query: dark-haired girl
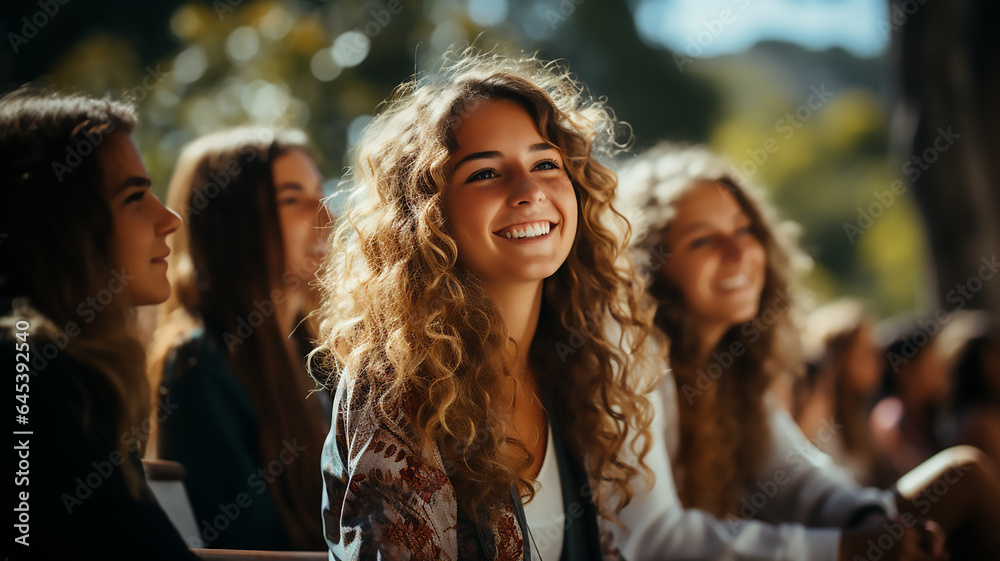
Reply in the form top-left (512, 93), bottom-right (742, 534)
top-left (1, 88), bottom-right (194, 560)
top-left (149, 127), bottom-right (331, 550)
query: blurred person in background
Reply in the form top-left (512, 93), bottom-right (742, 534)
top-left (949, 316), bottom-right (1000, 466)
top-left (796, 299), bottom-right (897, 487)
top-left (148, 127), bottom-right (331, 551)
top-left (870, 322), bottom-right (952, 476)
top-left (0, 88), bottom-right (195, 559)
top-left (616, 143), bottom-right (1000, 561)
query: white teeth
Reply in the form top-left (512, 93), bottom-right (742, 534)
top-left (718, 275), bottom-right (748, 290)
top-left (498, 221), bottom-right (552, 239)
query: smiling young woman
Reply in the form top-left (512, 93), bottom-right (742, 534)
top-left (614, 143), bottom-right (1000, 561)
top-left (0, 88), bottom-right (193, 559)
top-left (311, 51), bottom-right (664, 560)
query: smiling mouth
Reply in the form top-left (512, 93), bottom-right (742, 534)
top-left (494, 220), bottom-right (554, 240)
top-left (717, 274), bottom-right (749, 290)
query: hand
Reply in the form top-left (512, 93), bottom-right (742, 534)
top-left (838, 516), bottom-right (948, 561)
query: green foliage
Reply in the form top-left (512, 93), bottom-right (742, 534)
top-left (7, 0), bottom-right (925, 316)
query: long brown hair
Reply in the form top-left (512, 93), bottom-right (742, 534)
top-left (619, 143), bottom-right (807, 516)
top-left (311, 50), bottom-right (663, 523)
top-left (149, 127), bottom-right (329, 549)
top-left (0, 88), bottom-right (149, 495)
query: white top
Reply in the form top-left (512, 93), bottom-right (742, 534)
top-left (522, 424), bottom-right (565, 561)
top-left (609, 370), bottom-right (898, 561)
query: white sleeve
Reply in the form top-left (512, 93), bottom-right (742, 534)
top-left (748, 395), bottom-right (898, 528)
top-left (609, 382), bottom-right (842, 561)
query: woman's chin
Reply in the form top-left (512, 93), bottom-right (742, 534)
top-left (728, 306), bottom-right (760, 328)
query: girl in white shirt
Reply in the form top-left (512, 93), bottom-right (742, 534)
top-left (613, 143), bottom-right (1000, 561)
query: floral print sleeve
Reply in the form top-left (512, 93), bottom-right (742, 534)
top-left (322, 381), bottom-right (459, 560)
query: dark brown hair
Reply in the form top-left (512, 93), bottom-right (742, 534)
top-left (0, 87), bottom-right (149, 495)
top-left (150, 127), bottom-right (328, 549)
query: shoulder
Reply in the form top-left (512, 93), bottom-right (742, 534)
top-left (328, 375), bottom-right (434, 475)
top-left (157, 327), bottom-right (257, 428)
top-left (323, 376), bottom-right (464, 559)
top-left (160, 328), bottom-right (237, 388)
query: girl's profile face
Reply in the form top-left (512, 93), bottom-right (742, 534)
top-left (662, 180), bottom-right (766, 331)
top-left (845, 322), bottom-right (883, 395)
top-left (443, 99), bottom-right (578, 288)
top-left (272, 148), bottom-right (328, 285)
top-left (99, 131), bottom-right (181, 307)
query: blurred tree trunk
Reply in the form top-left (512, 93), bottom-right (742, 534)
top-left (890, 0), bottom-right (1000, 324)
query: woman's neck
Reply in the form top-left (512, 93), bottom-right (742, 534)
top-left (484, 280), bottom-right (544, 379)
top-left (694, 321), bottom-right (731, 367)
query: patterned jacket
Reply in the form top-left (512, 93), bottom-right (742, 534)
top-left (321, 377), bottom-right (620, 560)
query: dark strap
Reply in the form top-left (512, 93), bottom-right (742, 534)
top-left (460, 505), bottom-right (497, 560)
top-left (510, 485), bottom-right (533, 561)
top-left (845, 504), bottom-right (890, 529)
top-left (466, 414), bottom-right (602, 560)
top-left (548, 412), bottom-right (604, 561)
top-left (465, 488), bottom-right (533, 561)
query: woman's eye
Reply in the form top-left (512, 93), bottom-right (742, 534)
top-left (277, 197), bottom-right (300, 206)
top-left (689, 236), bottom-right (712, 249)
top-left (467, 168), bottom-right (498, 182)
top-left (533, 159), bottom-right (560, 171)
top-left (125, 190), bottom-right (146, 203)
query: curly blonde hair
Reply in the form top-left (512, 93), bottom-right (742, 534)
top-left (618, 143), bottom-right (808, 516)
top-left (311, 50), bottom-right (663, 522)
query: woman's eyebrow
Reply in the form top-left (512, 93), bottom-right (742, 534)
top-left (676, 222), bottom-right (711, 237)
top-left (530, 142), bottom-right (556, 153)
top-left (451, 142), bottom-right (558, 176)
top-left (116, 176), bottom-right (151, 193)
top-left (276, 182), bottom-right (305, 192)
top-left (452, 150), bottom-right (502, 172)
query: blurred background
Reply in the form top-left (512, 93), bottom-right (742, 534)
top-left (2, 0), bottom-right (998, 322)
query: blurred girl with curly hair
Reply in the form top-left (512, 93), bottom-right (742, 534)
top-left (616, 143), bottom-right (1000, 561)
top-left (312, 50), bottom-right (663, 560)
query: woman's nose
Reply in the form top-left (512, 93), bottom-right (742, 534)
top-left (722, 235), bottom-right (748, 261)
top-left (157, 198), bottom-right (183, 236)
top-left (509, 172), bottom-right (545, 206)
